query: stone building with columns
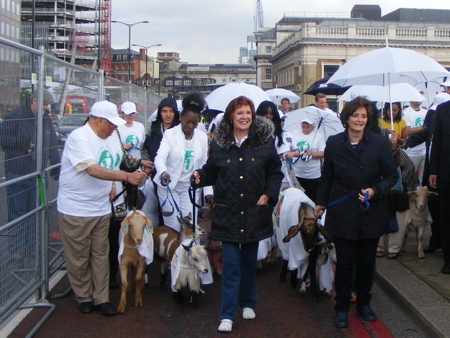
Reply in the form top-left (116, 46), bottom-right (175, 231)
top-left (255, 5), bottom-right (450, 111)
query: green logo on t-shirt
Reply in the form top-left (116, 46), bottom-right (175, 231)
top-left (296, 141), bottom-right (311, 153)
top-left (414, 117), bottom-right (424, 127)
top-left (98, 150), bottom-right (114, 169)
top-left (125, 135), bottom-right (140, 146)
top-left (184, 150), bottom-right (194, 170)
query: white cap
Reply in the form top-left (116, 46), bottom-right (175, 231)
top-left (90, 101), bottom-right (126, 126)
top-left (301, 117), bottom-right (314, 125)
top-left (121, 101), bottom-right (137, 115)
top-left (440, 80), bottom-right (450, 87)
top-left (430, 92), bottom-right (450, 110)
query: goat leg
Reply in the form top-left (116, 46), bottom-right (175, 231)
top-left (416, 226), bottom-right (425, 259)
top-left (134, 261), bottom-right (145, 308)
top-left (279, 260), bottom-right (288, 282)
top-left (290, 268), bottom-right (298, 288)
top-left (190, 290), bottom-right (200, 310)
top-left (117, 263), bottom-right (129, 314)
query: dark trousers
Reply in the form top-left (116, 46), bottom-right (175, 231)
top-left (428, 194), bottom-right (441, 249)
top-left (333, 236), bottom-right (379, 312)
top-left (297, 177), bottom-right (320, 203)
top-left (438, 194), bottom-right (450, 265)
top-left (108, 217), bottom-right (123, 282)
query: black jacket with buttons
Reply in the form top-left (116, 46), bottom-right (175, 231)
top-left (195, 116), bottom-right (283, 244)
top-left (316, 130), bottom-right (398, 240)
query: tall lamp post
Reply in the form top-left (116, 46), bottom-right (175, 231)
top-left (132, 43), bottom-right (162, 89)
top-left (111, 20), bottom-right (149, 83)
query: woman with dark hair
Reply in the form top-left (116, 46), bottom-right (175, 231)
top-left (141, 97), bottom-right (180, 163)
top-left (191, 96), bottom-right (283, 333)
top-left (315, 97), bottom-right (398, 329)
top-left (154, 92), bottom-right (212, 231)
top-left (380, 102), bottom-right (407, 147)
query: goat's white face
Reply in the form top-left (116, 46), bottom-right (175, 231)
top-left (409, 187), bottom-right (436, 211)
top-left (121, 211), bottom-right (152, 245)
top-left (188, 245), bottom-right (209, 274)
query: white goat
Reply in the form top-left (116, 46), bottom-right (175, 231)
top-left (405, 186), bottom-right (438, 259)
top-left (170, 239), bottom-right (212, 309)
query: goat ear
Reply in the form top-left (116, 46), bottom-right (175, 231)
top-left (182, 243), bottom-right (191, 252)
top-left (145, 217), bottom-right (153, 233)
top-left (283, 225), bottom-right (300, 243)
top-left (318, 225), bottom-right (333, 243)
top-left (121, 222), bottom-right (129, 235)
top-left (428, 191), bottom-right (438, 196)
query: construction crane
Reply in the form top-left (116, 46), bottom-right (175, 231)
top-left (99, 0), bottom-right (112, 75)
top-left (254, 0), bottom-right (264, 32)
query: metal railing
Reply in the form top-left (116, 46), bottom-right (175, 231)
top-left (0, 36), bottom-right (161, 337)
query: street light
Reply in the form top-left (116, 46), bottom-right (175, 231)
top-left (111, 20), bottom-right (149, 83)
top-left (132, 43), bottom-right (162, 89)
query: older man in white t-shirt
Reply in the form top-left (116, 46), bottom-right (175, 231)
top-left (57, 101), bottom-right (151, 316)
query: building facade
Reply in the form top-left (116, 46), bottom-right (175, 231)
top-left (255, 6), bottom-right (450, 109)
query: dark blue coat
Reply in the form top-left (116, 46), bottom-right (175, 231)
top-left (316, 130), bottom-right (398, 240)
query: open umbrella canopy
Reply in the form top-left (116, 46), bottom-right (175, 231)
top-left (338, 83), bottom-right (426, 103)
top-left (327, 47), bottom-right (450, 87)
top-left (284, 106), bottom-right (344, 140)
top-left (304, 77), bottom-right (350, 96)
top-left (205, 82), bottom-right (271, 112)
top-left (265, 88), bottom-right (300, 105)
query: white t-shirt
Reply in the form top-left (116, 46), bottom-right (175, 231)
top-left (57, 124), bottom-right (123, 217)
top-left (402, 106), bottom-right (426, 158)
top-left (291, 128), bottom-right (326, 179)
top-left (118, 121), bottom-right (146, 159)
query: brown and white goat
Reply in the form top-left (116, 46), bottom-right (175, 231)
top-left (117, 210), bottom-right (153, 314)
top-left (404, 186), bottom-right (438, 259)
top-left (283, 203), bottom-right (333, 301)
top-left (152, 213), bottom-right (205, 286)
top-left (170, 240), bottom-right (209, 309)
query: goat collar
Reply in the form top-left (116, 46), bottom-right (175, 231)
top-left (126, 209), bottom-right (146, 217)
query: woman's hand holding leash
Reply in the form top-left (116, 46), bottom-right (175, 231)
top-left (161, 172), bottom-right (171, 186)
top-left (315, 205), bottom-right (325, 218)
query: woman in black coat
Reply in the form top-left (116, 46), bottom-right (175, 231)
top-left (191, 96), bottom-right (283, 333)
top-left (315, 97), bottom-right (398, 328)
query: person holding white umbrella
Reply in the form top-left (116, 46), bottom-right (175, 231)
top-left (379, 102), bottom-right (407, 147)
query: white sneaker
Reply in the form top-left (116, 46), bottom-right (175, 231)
top-left (242, 307), bottom-right (256, 320)
top-left (218, 319), bottom-right (233, 332)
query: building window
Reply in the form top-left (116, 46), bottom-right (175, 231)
top-left (265, 46), bottom-right (272, 53)
top-left (117, 55), bottom-right (122, 61)
top-left (183, 80), bottom-right (191, 85)
top-left (265, 68), bottom-right (272, 80)
top-left (167, 80), bottom-right (173, 86)
top-left (175, 80), bottom-right (182, 86)
top-left (323, 64), bottom-right (340, 78)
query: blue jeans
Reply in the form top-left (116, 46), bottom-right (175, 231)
top-left (6, 172), bottom-right (36, 253)
top-left (220, 241), bottom-right (258, 321)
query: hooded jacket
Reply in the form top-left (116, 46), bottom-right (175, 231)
top-left (141, 97), bottom-right (180, 162)
top-left (196, 116), bottom-right (283, 244)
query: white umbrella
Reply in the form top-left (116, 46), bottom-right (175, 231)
top-left (338, 83), bottom-right (426, 103)
top-left (265, 88), bottom-right (300, 105)
top-left (284, 106), bottom-right (344, 141)
top-left (327, 47), bottom-right (449, 87)
top-left (205, 82), bottom-right (271, 112)
top-left (327, 46), bottom-right (449, 129)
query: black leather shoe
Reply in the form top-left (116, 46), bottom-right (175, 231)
top-left (423, 245), bottom-right (440, 254)
top-left (78, 302), bottom-right (93, 314)
top-left (441, 264), bottom-right (450, 274)
top-left (356, 305), bottom-right (377, 322)
top-left (94, 302), bottom-right (116, 316)
top-left (334, 311), bottom-right (348, 328)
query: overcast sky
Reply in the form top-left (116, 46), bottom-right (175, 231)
top-left (111, 0), bottom-right (450, 64)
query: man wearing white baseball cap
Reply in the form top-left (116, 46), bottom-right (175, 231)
top-left (440, 80), bottom-right (450, 95)
top-left (57, 100), bottom-right (153, 316)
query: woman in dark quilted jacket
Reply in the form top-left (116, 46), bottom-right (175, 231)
top-left (191, 96), bottom-right (283, 333)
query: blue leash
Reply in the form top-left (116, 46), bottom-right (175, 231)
top-left (160, 179), bottom-right (181, 216)
top-left (327, 191), bottom-right (370, 210)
